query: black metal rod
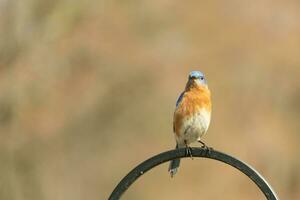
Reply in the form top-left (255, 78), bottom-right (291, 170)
top-left (108, 148), bottom-right (279, 200)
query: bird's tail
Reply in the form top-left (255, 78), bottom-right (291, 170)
top-left (168, 144), bottom-right (181, 177)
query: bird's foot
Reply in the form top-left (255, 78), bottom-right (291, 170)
top-left (184, 140), bottom-right (193, 159)
top-left (198, 140), bottom-right (213, 154)
top-left (185, 146), bottom-right (193, 159)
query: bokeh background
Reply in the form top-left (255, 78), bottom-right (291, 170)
top-left (1, 0), bottom-right (300, 199)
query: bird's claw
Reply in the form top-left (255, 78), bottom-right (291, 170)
top-left (198, 140), bottom-right (213, 154)
top-left (202, 145), bottom-right (213, 154)
top-left (185, 146), bottom-right (193, 160)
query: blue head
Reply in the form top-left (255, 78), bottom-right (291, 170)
top-left (188, 71), bottom-right (207, 85)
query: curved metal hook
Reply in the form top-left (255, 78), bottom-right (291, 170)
top-left (108, 148), bottom-right (279, 200)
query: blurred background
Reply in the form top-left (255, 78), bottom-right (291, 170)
top-left (0, 0), bottom-right (300, 199)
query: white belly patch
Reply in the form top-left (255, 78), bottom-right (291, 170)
top-left (176, 109), bottom-right (211, 146)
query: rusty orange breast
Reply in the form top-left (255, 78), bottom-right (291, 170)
top-left (173, 85), bottom-right (211, 136)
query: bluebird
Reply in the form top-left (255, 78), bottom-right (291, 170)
top-left (168, 71), bottom-right (212, 177)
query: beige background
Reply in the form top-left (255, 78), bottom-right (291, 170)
top-left (0, 0), bottom-right (300, 199)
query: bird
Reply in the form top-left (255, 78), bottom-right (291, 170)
top-left (168, 70), bottom-right (212, 177)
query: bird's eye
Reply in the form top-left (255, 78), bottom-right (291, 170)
top-left (200, 77), bottom-right (204, 80)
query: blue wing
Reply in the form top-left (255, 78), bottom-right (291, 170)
top-left (175, 92), bottom-right (184, 107)
top-left (173, 92), bottom-right (184, 132)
